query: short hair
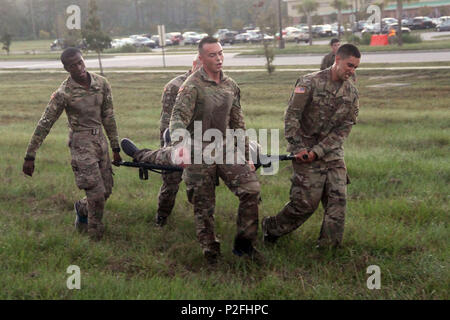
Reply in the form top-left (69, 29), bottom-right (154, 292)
top-left (60, 47), bottom-right (81, 66)
top-left (330, 38), bottom-right (340, 46)
top-left (336, 43), bottom-right (361, 59)
top-left (198, 36), bottom-right (219, 52)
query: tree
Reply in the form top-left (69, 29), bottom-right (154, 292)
top-left (297, 0), bottom-right (319, 46)
top-left (82, 0), bottom-right (111, 76)
top-left (1, 32), bottom-right (12, 55)
top-left (198, 0), bottom-right (219, 35)
top-left (331, 0), bottom-right (347, 39)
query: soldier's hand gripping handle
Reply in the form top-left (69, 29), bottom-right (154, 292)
top-left (294, 150), bottom-right (316, 163)
top-left (23, 159), bottom-right (35, 177)
top-left (112, 151), bottom-right (122, 167)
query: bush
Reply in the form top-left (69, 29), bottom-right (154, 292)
top-left (105, 44), bottom-right (137, 53)
top-left (346, 33), bottom-right (361, 45)
top-left (360, 32), bottom-right (372, 45)
top-left (401, 33), bottom-right (422, 43)
top-left (137, 46), bottom-right (152, 53)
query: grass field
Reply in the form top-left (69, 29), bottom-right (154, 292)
top-left (0, 68), bottom-right (448, 300)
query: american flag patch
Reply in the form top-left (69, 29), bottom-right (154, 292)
top-left (295, 86), bottom-right (306, 94)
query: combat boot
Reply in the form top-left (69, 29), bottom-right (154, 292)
top-left (121, 138), bottom-right (140, 159)
top-left (74, 200), bottom-right (88, 233)
top-left (155, 214), bottom-right (167, 227)
top-left (262, 217), bottom-right (279, 244)
top-left (203, 241), bottom-right (221, 265)
top-left (232, 237), bottom-right (265, 264)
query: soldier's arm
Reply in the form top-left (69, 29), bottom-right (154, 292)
top-left (284, 78), bottom-right (312, 154)
top-left (24, 91), bottom-right (66, 159)
top-left (169, 84), bottom-right (197, 143)
top-left (101, 80), bottom-right (120, 151)
top-left (320, 55), bottom-right (328, 70)
top-left (311, 95), bottom-right (360, 159)
top-left (229, 85), bottom-right (250, 162)
top-left (160, 83), bottom-right (179, 134)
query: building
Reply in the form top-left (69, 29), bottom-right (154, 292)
top-left (284, 0), bottom-right (450, 23)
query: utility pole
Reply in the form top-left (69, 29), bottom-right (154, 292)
top-left (278, 0), bottom-right (285, 49)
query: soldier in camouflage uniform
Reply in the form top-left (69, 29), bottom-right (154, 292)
top-left (155, 56), bottom-right (202, 227)
top-left (168, 37), bottom-right (262, 264)
top-left (22, 48), bottom-right (122, 241)
top-left (320, 38), bottom-right (340, 71)
top-left (262, 44), bottom-right (361, 248)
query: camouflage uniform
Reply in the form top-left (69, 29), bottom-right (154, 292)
top-left (263, 68), bottom-right (359, 247)
top-left (157, 71), bottom-right (191, 220)
top-left (320, 52), bottom-right (335, 70)
top-left (168, 67), bottom-right (260, 258)
top-left (25, 72), bottom-right (120, 240)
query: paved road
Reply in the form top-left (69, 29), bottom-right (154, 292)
top-left (420, 30), bottom-right (450, 40)
top-left (2, 50), bottom-right (450, 69)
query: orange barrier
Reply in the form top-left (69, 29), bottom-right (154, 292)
top-left (370, 34), bottom-right (389, 46)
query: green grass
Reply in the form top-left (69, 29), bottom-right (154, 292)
top-left (0, 69), bottom-right (448, 299)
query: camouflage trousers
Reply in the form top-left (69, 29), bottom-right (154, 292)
top-left (69, 130), bottom-right (113, 240)
top-left (158, 171), bottom-right (183, 218)
top-left (157, 133), bottom-right (183, 218)
top-left (264, 159), bottom-right (348, 247)
top-left (184, 163), bottom-right (260, 256)
top-left (134, 147), bottom-right (261, 255)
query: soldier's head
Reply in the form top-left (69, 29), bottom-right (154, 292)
top-left (198, 36), bottom-right (223, 74)
top-left (61, 47), bottom-right (88, 83)
top-left (333, 44), bottom-right (361, 81)
top-left (330, 38), bottom-right (340, 54)
top-left (192, 54), bottom-right (202, 73)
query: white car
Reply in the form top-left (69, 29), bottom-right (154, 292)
top-left (284, 30), bottom-right (308, 43)
top-left (182, 32), bottom-right (202, 45)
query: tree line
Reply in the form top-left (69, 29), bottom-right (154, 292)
top-left (0, 0), bottom-right (293, 40)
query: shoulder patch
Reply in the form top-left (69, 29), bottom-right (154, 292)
top-left (295, 86), bottom-right (306, 94)
top-left (178, 86), bottom-right (184, 93)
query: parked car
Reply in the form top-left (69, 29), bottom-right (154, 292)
top-left (234, 33), bottom-right (251, 43)
top-left (401, 18), bottom-right (414, 28)
top-left (247, 30), bottom-right (263, 43)
top-left (382, 17), bottom-right (398, 25)
top-left (411, 16), bottom-right (435, 29)
top-left (182, 31), bottom-right (203, 45)
top-left (262, 34), bottom-right (274, 42)
top-left (132, 36), bottom-right (157, 48)
top-left (284, 30), bottom-right (308, 43)
top-left (316, 24), bottom-right (333, 37)
top-left (362, 22), bottom-right (381, 34)
top-left (150, 35), bottom-right (172, 47)
top-left (168, 32), bottom-right (182, 45)
top-left (437, 19), bottom-right (450, 31)
top-left (381, 23), bottom-right (411, 34)
top-left (435, 16), bottom-right (450, 28)
top-left (219, 31), bottom-right (238, 45)
top-left (50, 38), bottom-right (87, 51)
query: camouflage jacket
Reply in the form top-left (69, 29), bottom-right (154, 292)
top-left (285, 68), bottom-right (359, 162)
top-left (169, 67), bottom-right (248, 154)
top-left (159, 70), bottom-right (191, 134)
top-left (25, 72), bottom-right (120, 158)
top-left (320, 52), bottom-right (335, 70)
